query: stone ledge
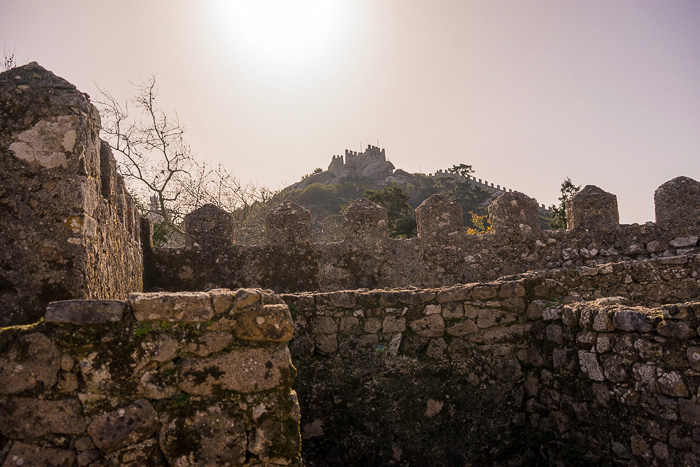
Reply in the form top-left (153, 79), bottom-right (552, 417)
top-left (45, 300), bottom-right (126, 324)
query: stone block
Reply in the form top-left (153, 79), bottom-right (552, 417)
top-left (209, 288), bottom-right (235, 314)
top-left (565, 185), bottom-right (619, 231)
top-left (488, 191), bottom-right (540, 236)
top-left (446, 319), bottom-right (478, 336)
top-left (234, 304), bottom-right (294, 342)
top-left (612, 309), bottom-right (653, 332)
top-left (87, 399), bottom-right (158, 453)
top-left (178, 346), bottom-right (293, 395)
top-left (398, 290), bottom-right (435, 305)
top-left (680, 399), bottom-right (700, 426)
top-left (45, 299), bottom-right (125, 324)
top-left (2, 442), bottom-right (75, 467)
top-left (266, 201), bottom-right (312, 246)
top-left (342, 197), bottom-right (389, 244)
top-left (184, 203), bottom-right (234, 248)
top-left (578, 351), bottom-right (604, 381)
top-left (312, 316), bottom-right (338, 334)
top-left (0, 398), bottom-right (87, 439)
top-left (233, 288), bottom-right (262, 309)
top-left (186, 331), bottom-right (234, 357)
top-left (436, 285), bottom-right (471, 302)
top-left (383, 315), bottom-right (406, 333)
top-left (328, 290), bottom-right (357, 308)
top-left (130, 291), bottom-right (214, 322)
top-left (416, 194), bottom-right (464, 241)
top-left (655, 176), bottom-right (700, 235)
top-left (657, 320), bottom-right (696, 339)
top-left (338, 316), bottom-right (361, 335)
top-left (441, 302), bottom-right (464, 320)
top-left (0, 332), bottom-right (60, 395)
top-left (160, 404), bottom-right (246, 466)
top-left (409, 314), bottom-right (445, 337)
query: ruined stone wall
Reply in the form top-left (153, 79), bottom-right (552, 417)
top-left (0, 63), bottom-right (143, 326)
top-left (278, 254), bottom-right (700, 465)
top-left (145, 177), bottom-right (700, 295)
top-left (0, 289), bottom-right (301, 466)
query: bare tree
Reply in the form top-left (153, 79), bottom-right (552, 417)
top-left (2, 46), bottom-right (17, 71)
top-left (96, 77), bottom-right (269, 245)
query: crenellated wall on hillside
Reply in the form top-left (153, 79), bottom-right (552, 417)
top-left (0, 63), bottom-right (143, 326)
top-left (0, 289), bottom-right (302, 466)
top-left (145, 176), bottom-right (700, 295)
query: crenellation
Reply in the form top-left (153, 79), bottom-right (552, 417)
top-left (415, 194), bottom-right (464, 241)
top-left (655, 176), bottom-right (700, 236)
top-left (184, 203), bottom-right (234, 248)
top-left (341, 197), bottom-right (389, 244)
top-left (266, 201), bottom-right (313, 246)
top-left (144, 176), bottom-right (700, 295)
top-left (489, 191), bottom-right (541, 237)
top-left (566, 185), bottom-right (619, 231)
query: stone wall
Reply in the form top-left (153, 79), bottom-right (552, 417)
top-left (279, 254), bottom-right (700, 465)
top-left (146, 177), bottom-right (700, 295)
top-left (0, 63), bottom-right (143, 326)
top-left (0, 289), bottom-right (302, 466)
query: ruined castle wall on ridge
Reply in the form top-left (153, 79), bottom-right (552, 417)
top-left (279, 255), bottom-right (700, 465)
top-left (0, 63), bottom-right (143, 325)
top-left (145, 179), bottom-right (700, 295)
top-left (0, 289), bottom-right (302, 466)
top-left (4, 63), bottom-right (700, 465)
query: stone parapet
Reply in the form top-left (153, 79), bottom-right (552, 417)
top-left (0, 63), bottom-right (142, 326)
top-left (0, 289), bottom-right (302, 466)
top-left (147, 180), bottom-right (700, 294)
top-left (278, 255), bottom-right (700, 465)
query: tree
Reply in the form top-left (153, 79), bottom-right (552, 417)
top-left (96, 77), bottom-right (266, 245)
top-left (365, 184), bottom-right (417, 238)
top-left (548, 177), bottom-right (580, 229)
top-left (446, 163), bottom-right (474, 178)
top-left (466, 211), bottom-right (491, 235)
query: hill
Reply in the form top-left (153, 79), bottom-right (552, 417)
top-left (234, 146), bottom-right (550, 244)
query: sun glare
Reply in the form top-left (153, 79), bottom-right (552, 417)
top-left (206, 0), bottom-right (355, 86)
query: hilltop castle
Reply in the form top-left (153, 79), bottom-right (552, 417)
top-left (327, 144), bottom-right (395, 180)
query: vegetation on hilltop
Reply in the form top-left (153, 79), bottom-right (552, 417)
top-left (232, 167), bottom-right (497, 244)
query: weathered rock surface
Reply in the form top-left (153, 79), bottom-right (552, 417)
top-left (45, 299), bottom-right (125, 324)
top-left (0, 332), bottom-right (60, 394)
top-left (2, 441), bottom-right (75, 467)
top-left (88, 399), bottom-right (158, 453)
top-left (130, 291), bottom-right (214, 322)
top-left (178, 346), bottom-right (293, 395)
top-left (160, 404), bottom-right (246, 466)
top-left (0, 398), bottom-right (87, 438)
top-left (0, 63), bottom-right (142, 326)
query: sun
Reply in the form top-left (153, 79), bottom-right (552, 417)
top-left (206, 0), bottom-right (355, 86)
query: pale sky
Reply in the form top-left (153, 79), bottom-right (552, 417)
top-left (2, 0), bottom-right (699, 223)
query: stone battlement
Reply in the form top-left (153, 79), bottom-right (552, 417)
top-left (145, 178), bottom-right (700, 296)
top-left (0, 62), bottom-right (143, 326)
top-left (326, 144), bottom-right (394, 180)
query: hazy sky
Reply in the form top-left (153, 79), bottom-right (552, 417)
top-left (2, 0), bottom-right (699, 223)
